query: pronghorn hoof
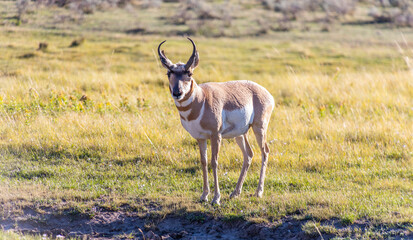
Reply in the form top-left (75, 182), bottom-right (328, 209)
top-left (230, 191), bottom-right (241, 199)
top-left (211, 198), bottom-right (221, 206)
top-left (254, 191), bottom-right (263, 198)
top-left (200, 195), bottom-right (209, 202)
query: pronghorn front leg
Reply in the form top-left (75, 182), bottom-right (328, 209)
top-left (211, 134), bottom-right (222, 205)
top-left (197, 139), bottom-right (209, 202)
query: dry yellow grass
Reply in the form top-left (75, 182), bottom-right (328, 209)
top-left (0, 25), bottom-right (412, 234)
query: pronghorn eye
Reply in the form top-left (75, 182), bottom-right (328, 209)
top-left (186, 71), bottom-right (193, 77)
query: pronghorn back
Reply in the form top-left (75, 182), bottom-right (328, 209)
top-left (199, 80), bottom-right (274, 139)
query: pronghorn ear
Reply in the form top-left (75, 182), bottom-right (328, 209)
top-left (185, 38), bottom-right (199, 71)
top-left (160, 50), bottom-right (174, 70)
top-left (190, 51), bottom-right (199, 70)
top-left (158, 40), bottom-right (174, 71)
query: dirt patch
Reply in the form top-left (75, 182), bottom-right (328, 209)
top-left (1, 206), bottom-right (412, 240)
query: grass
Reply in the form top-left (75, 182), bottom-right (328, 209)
top-left (0, 231), bottom-right (47, 240)
top-left (0, 2), bottom-right (412, 238)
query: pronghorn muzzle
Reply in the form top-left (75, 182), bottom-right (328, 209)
top-left (172, 85), bottom-right (183, 99)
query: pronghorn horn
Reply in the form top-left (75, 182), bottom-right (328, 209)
top-left (158, 40), bottom-right (173, 71)
top-left (185, 37), bottom-right (197, 71)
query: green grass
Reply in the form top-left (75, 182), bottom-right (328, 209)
top-left (0, 231), bottom-right (46, 240)
top-left (0, 7), bottom-right (412, 237)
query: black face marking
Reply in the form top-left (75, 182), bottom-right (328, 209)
top-left (167, 71), bottom-right (192, 81)
top-left (167, 70), bottom-right (178, 78)
top-left (185, 71), bottom-right (193, 77)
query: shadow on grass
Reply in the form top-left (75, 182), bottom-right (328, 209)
top-left (4, 144), bottom-right (102, 162)
top-left (175, 165), bottom-right (199, 176)
top-left (8, 169), bottom-right (56, 180)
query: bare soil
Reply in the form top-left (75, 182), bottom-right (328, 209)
top-left (1, 205), bottom-right (412, 240)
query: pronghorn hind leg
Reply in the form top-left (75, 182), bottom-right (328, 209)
top-left (230, 134), bottom-right (253, 199)
top-left (210, 134), bottom-right (222, 205)
top-left (252, 125), bottom-right (270, 198)
top-left (197, 139), bottom-right (209, 202)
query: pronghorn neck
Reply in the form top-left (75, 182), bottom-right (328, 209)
top-left (174, 79), bottom-right (205, 122)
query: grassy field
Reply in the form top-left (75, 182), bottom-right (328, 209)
top-left (0, 2), bottom-right (412, 239)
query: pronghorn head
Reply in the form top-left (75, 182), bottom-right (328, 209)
top-left (158, 38), bottom-right (199, 101)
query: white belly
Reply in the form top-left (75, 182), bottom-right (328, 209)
top-left (220, 105), bottom-right (254, 139)
top-left (180, 102), bottom-right (211, 139)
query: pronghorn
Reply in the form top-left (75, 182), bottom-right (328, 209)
top-left (158, 38), bottom-right (274, 205)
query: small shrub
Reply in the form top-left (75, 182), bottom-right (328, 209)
top-left (35, 0), bottom-right (138, 24)
top-left (389, 0), bottom-right (410, 9)
top-left (37, 42), bottom-right (48, 51)
top-left (16, 0), bottom-right (30, 25)
top-left (393, 11), bottom-right (413, 27)
top-left (322, 0), bottom-right (357, 18)
top-left (260, 0), bottom-right (276, 10)
top-left (69, 38), bottom-right (85, 47)
top-left (125, 28), bottom-right (146, 34)
top-left (255, 17), bottom-right (271, 35)
top-left (368, 0), bottom-right (413, 27)
top-left (172, 0), bottom-right (218, 25)
top-left (171, 0), bottom-right (235, 36)
top-left (142, 0), bottom-right (162, 8)
top-left (265, 0), bottom-right (356, 32)
top-left (276, 18), bottom-right (293, 32)
top-left (18, 53), bottom-right (36, 59)
top-left (276, 0), bottom-right (313, 21)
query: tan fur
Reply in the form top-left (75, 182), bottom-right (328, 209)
top-left (199, 81), bottom-right (273, 133)
top-left (158, 39), bottom-right (274, 205)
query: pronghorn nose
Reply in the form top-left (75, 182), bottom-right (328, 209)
top-left (173, 90), bottom-right (183, 98)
